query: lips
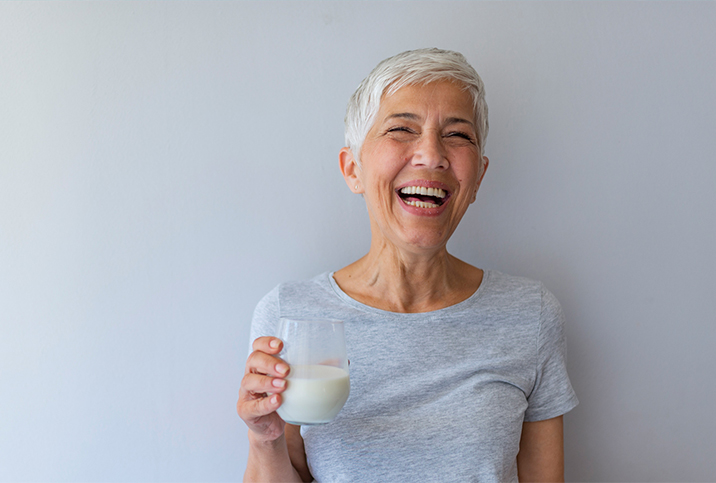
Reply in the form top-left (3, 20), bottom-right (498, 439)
top-left (396, 182), bottom-right (451, 211)
top-left (398, 186), bottom-right (447, 208)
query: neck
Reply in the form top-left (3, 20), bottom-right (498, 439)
top-left (334, 239), bottom-right (482, 313)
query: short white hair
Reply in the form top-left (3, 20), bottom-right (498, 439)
top-left (345, 48), bottom-right (489, 164)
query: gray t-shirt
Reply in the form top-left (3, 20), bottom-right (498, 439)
top-left (249, 269), bottom-right (578, 483)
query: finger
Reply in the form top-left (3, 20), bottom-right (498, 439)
top-left (246, 350), bottom-right (290, 378)
top-left (238, 392), bottom-right (283, 422)
top-left (240, 372), bottom-right (288, 395)
top-left (252, 336), bottom-right (283, 354)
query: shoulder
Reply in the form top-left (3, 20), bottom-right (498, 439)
top-left (484, 271), bottom-right (567, 353)
top-left (253, 272), bottom-right (338, 321)
top-left (277, 272), bottom-right (331, 300)
top-left (275, 272), bottom-right (337, 314)
top-left (479, 270), bottom-right (547, 314)
top-left (483, 269), bottom-right (544, 294)
top-left (475, 271), bottom-right (566, 340)
top-left (250, 272), bottom-right (332, 337)
top-left (483, 270), bottom-right (560, 306)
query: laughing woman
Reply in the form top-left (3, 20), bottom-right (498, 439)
top-left (237, 48), bottom-right (578, 482)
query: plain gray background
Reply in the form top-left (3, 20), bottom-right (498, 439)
top-left (1, 2), bottom-right (715, 481)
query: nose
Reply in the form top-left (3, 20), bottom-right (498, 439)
top-left (411, 130), bottom-right (448, 170)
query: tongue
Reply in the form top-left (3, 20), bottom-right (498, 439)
top-left (404, 194), bottom-right (438, 204)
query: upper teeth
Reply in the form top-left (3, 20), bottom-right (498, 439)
top-left (399, 186), bottom-right (446, 198)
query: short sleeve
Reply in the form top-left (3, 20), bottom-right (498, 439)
top-left (247, 285), bottom-right (281, 357)
top-left (523, 285), bottom-right (579, 422)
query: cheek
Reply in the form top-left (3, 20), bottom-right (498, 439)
top-left (365, 162), bottom-right (404, 186)
top-left (459, 161), bottom-right (482, 186)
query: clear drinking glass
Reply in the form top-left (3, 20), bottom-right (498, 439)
top-left (275, 317), bottom-right (350, 425)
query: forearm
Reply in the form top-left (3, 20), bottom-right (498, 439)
top-left (244, 431), bottom-right (303, 483)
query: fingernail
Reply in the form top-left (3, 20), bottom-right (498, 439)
top-left (272, 378), bottom-right (286, 388)
top-left (276, 363), bottom-right (289, 375)
top-left (270, 394), bottom-right (279, 404)
top-left (269, 339), bottom-right (280, 349)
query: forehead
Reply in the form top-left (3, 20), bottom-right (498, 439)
top-left (377, 81), bottom-right (474, 120)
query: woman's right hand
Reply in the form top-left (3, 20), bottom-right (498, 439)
top-left (237, 336), bottom-right (290, 442)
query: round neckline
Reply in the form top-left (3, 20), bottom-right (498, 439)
top-left (326, 269), bottom-right (491, 318)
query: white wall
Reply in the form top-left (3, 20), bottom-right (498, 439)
top-left (1, 2), bottom-right (714, 481)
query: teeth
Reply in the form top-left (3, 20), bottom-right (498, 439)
top-left (399, 186), bottom-right (446, 198)
top-left (404, 200), bottom-right (439, 208)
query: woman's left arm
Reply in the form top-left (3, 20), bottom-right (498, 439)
top-left (516, 415), bottom-right (564, 482)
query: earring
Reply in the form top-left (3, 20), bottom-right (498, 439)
top-left (355, 185), bottom-right (359, 190)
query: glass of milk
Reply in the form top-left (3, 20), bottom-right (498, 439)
top-left (275, 318), bottom-right (350, 425)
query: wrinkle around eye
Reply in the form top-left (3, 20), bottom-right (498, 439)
top-left (444, 132), bottom-right (477, 145)
top-left (385, 126), bottom-right (416, 134)
top-left (384, 126), bottom-right (418, 141)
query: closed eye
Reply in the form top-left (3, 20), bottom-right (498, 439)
top-left (385, 126), bottom-right (418, 141)
top-left (387, 126), bottom-right (415, 133)
top-left (445, 131), bottom-right (475, 143)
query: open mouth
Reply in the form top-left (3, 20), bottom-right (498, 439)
top-left (397, 186), bottom-right (449, 209)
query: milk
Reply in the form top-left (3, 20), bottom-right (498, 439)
top-left (277, 364), bottom-right (350, 425)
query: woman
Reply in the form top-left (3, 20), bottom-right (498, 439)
top-left (238, 48), bottom-right (578, 482)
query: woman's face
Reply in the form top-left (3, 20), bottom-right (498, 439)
top-left (340, 80), bottom-right (489, 254)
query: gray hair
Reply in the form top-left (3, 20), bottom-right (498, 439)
top-left (344, 48), bottom-right (489, 164)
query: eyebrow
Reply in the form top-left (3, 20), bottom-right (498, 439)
top-left (385, 113), bottom-right (420, 121)
top-left (385, 113), bottom-right (475, 128)
top-left (444, 117), bottom-right (475, 128)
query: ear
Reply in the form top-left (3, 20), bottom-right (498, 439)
top-left (470, 155), bottom-right (489, 204)
top-left (339, 147), bottom-right (363, 194)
